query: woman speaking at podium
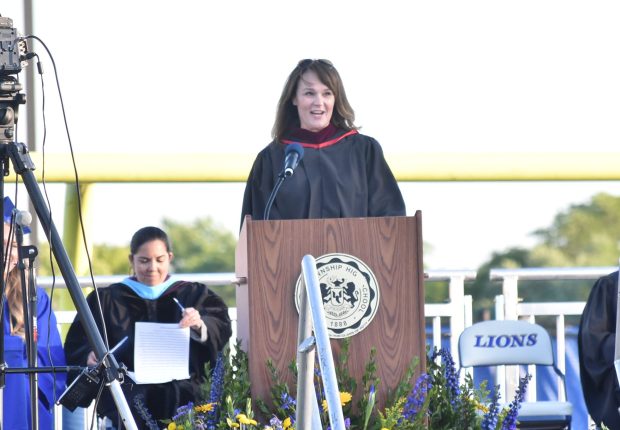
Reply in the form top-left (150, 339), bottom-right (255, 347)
top-left (241, 59), bottom-right (406, 223)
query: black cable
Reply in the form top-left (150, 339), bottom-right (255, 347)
top-left (22, 34), bottom-right (110, 351)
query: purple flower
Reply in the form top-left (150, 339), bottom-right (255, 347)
top-left (431, 348), bottom-right (460, 405)
top-left (270, 416), bottom-right (283, 427)
top-left (403, 373), bottom-right (432, 420)
top-left (280, 391), bottom-right (297, 412)
top-left (501, 375), bottom-right (531, 430)
top-left (206, 352), bottom-right (225, 429)
top-left (481, 385), bottom-right (501, 430)
top-left (132, 394), bottom-right (159, 430)
top-left (327, 417), bottom-right (350, 430)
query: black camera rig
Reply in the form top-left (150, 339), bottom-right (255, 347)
top-left (0, 15), bottom-right (27, 145)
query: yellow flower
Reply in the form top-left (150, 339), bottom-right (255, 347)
top-left (476, 402), bottom-right (489, 413)
top-left (233, 413), bottom-right (257, 426)
top-left (340, 391), bottom-right (352, 405)
top-left (167, 424), bottom-right (177, 430)
top-left (195, 403), bottom-right (215, 413)
top-left (226, 417), bottom-right (240, 428)
top-left (322, 391), bottom-right (353, 411)
top-left (241, 416), bottom-right (257, 425)
top-left (381, 428), bottom-right (390, 430)
top-left (283, 417), bottom-right (292, 428)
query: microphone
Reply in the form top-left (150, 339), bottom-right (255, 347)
top-left (15, 210), bottom-right (32, 234)
top-left (16, 210), bottom-right (32, 227)
top-left (263, 143), bottom-right (305, 220)
top-left (283, 143), bottom-right (304, 177)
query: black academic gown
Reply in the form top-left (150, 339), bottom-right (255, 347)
top-left (578, 271), bottom-right (620, 429)
top-left (241, 130), bottom-right (406, 225)
top-left (64, 280), bottom-right (232, 427)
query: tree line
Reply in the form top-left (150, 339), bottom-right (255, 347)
top-left (39, 192), bottom-right (620, 320)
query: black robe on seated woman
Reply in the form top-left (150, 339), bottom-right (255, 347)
top-left (64, 280), bottom-right (232, 428)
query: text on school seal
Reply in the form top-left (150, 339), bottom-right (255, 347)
top-left (294, 253), bottom-right (380, 339)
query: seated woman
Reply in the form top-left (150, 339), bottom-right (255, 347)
top-left (64, 226), bottom-right (232, 428)
top-left (2, 197), bottom-right (66, 430)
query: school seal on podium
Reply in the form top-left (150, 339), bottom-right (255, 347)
top-left (295, 253), bottom-right (380, 339)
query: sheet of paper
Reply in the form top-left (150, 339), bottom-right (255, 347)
top-left (130, 322), bottom-right (190, 384)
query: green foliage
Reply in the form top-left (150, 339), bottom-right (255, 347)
top-left (356, 348), bottom-right (380, 429)
top-left (255, 359), bottom-right (297, 420)
top-left (424, 280), bottom-right (449, 304)
top-left (531, 192), bottom-right (620, 266)
top-left (469, 192), bottom-right (620, 320)
top-left (386, 355), bottom-right (419, 406)
top-left (38, 215), bottom-right (236, 277)
top-left (163, 217), bottom-right (236, 273)
top-left (37, 215), bottom-right (238, 310)
top-left (164, 217), bottom-right (237, 306)
top-left (335, 339), bottom-right (357, 401)
top-left (162, 341), bottom-right (530, 430)
top-left (92, 243), bottom-right (132, 274)
top-left (36, 242), bottom-right (130, 276)
top-left (468, 247), bottom-right (534, 319)
top-left (201, 341), bottom-right (251, 407)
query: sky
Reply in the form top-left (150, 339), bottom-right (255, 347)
top-left (2, 1), bottom-right (620, 269)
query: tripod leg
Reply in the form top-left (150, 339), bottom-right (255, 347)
top-left (8, 142), bottom-right (138, 429)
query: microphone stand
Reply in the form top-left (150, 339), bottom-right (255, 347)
top-left (0, 164), bottom-right (112, 428)
top-left (15, 221), bottom-right (39, 430)
top-left (264, 143), bottom-right (304, 220)
top-left (0, 142), bottom-right (138, 429)
top-left (263, 171), bottom-right (286, 221)
top-left (0, 51), bottom-right (137, 425)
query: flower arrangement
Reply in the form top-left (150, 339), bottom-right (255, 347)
top-left (158, 339), bottom-right (532, 430)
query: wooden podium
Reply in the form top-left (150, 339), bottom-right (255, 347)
top-left (235, 213), bottom-right (425, 407)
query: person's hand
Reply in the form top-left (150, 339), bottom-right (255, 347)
top-left (179, 307), bottom-right (204, 331)
top-left (87, 351), bottom-right (98, 367)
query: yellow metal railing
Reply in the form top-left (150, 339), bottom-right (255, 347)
top-left (23, 151), bottom-right (620, 183)
top-left (15, 150), bottom-right (620, 274)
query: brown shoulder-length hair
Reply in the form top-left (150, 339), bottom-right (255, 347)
top-left (6, 266), bottom-right (25, 338)
top-left (271, 59), bottom-right (358, 141)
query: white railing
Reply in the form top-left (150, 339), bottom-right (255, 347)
top-left (45, 270), bottom-right (476, 429)
top-left (491, 266), bottom-right (615, 383)
top-left (490, 266), bottom-right (615, 321)
top-left (424, 269), bottom-right (477, 367)
top-left (45, 269), bottom-right (476, 355)
top-left (490, 266), bottom-right (616, 428)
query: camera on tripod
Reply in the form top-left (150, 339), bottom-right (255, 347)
top-left (0, 15), bottom-right (28, 145)
top-left (0, 16), bottom-right (139, 428)
top-left (0, 16), bottom-right (25, 75)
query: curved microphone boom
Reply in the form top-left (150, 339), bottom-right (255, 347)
top-left (263, 143), bottom-right (305, 220)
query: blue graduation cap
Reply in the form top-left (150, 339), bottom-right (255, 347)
top-left (3, 196), bottom-right (31, 233)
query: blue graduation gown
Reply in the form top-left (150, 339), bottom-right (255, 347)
top-left (3, 287), bottom-right (67, 430)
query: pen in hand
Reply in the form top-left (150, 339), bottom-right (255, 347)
top-left (174, 297), bottom-right (204, 331)
top-left (173, 297), bottom-right (185, 312)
